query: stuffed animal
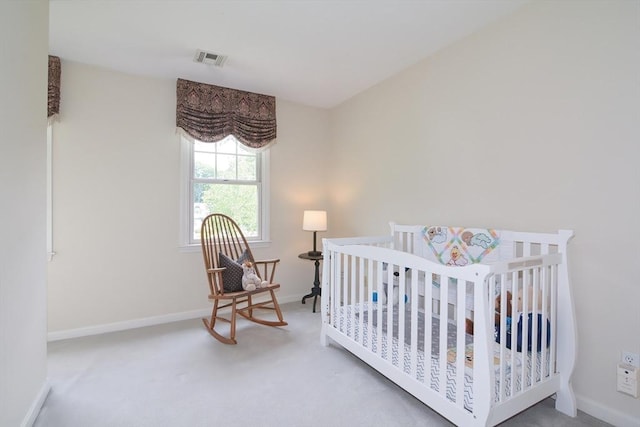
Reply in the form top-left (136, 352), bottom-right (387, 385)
top-left (241, 261), bottom-right (268, 291)
top-left (511, 286), bottom-right (545, 313)
top-left (375, 264), bottom-right (410, 305)
top-left (467, 289), bottom-right (550, 352)
top-left (465, 290), bottom-right (513, 335)
top-left (495, 290), bottom-right (550, 352)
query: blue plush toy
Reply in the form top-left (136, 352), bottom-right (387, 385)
top-left (467, 289), bottom-right (551, 352)
top-left (495, 313), bottom-right (550, 352)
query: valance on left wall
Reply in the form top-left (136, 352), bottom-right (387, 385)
top-left (176, 78), bottom-right (276, 150)
top-left (48, 55), bottom-right (61, 122)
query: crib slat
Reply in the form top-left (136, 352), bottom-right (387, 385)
top-left (439, 274), bottom-right (449, 399)
top-left (345, 254), bottom-right (350, 333)
top-left (425, 272), bottom-right (433, 386)
top-left (550, 264), bottom-right (558, 375)
top-left (498, 273), bottom-right (509, 401)
top-left (532, 267), bottom-right (540, 358)
top-left (358, 257), bottom-right (365, 345)
top-left (510, 269), bottom-right (518, 392)
top-left (376, 262), bottom-right (383, 358)
top-left (335, 253), bottom-right (341, 332)
top-left (492, 274), bottom-right (504, 399)
top-left (338, 253), bottom-right (343, 330)
top-left (343, 254), bottom-right (349, 334)
top-left (367, 258), bottom-right (373, 351)
top-left (330, 252), bottom-right (337, 333)
top-left (410, 270), bottom-right (418, 377)
top-left (350, 255), bottom-right (356, 339)
top-left (540, 265), bottom-right (548, 379)
top-left (386, 265), bottom-right (394, 363)
top-left (539, 268), bottom-right (551, 378)
top-left (524, 266), bottom-right (531, 393)
top-left (455, 279), bottom-right (466, 406)
top-left (521, 272), bottom-right (531, 392)
top-left (398, 266), bottom-right (406, 370)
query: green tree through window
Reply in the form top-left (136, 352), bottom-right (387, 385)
top-left (191, 135), bottom-right (262, 240)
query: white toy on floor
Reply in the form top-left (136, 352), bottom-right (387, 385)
top-left (242, 261), bottom-right (268, 291)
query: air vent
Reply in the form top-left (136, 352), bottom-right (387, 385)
top-left (194, 50), bottom-right (227, 67)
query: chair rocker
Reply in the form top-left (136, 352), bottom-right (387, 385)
top-left (200, 213), bottom-right (287, 344)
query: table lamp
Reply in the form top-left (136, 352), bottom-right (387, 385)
top-left (303, 210), bottom-right (327, 256)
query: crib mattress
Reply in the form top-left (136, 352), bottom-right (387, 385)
top-left (334, 304), bottom-right (548, 412)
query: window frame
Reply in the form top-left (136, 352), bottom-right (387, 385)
top-left (179, 135), bottom-right (270, 252)
top-left (47, 123), bottom-right (55, 261)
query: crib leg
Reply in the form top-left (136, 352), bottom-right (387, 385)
top-left (555, 380), bottom-right (577, 417)
top-left (320, 324), bottom-right (329, 347)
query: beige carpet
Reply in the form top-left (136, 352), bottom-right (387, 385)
top-left (35, 302), bottom-right (610, 427)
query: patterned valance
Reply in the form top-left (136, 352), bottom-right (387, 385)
top-left (176, 78), bottom-right (276, 149)
top-left (48, 55), bottom-right (61, 121)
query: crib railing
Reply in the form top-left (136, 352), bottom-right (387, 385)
top-left (321, 236), bottom-right (565, 426)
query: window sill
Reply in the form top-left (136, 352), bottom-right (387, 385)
top-left (179, 240), bottom-right (272, 254)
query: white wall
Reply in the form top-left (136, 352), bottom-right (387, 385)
top-left (47, 61), bottom-right (330, 333)
top-left (328, 1), bottom-right (639, 425)
top-left (0, 1), bottom-right (50, 426)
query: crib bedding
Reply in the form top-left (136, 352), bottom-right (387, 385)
top-left (335, 304), bottom-right (548, 412)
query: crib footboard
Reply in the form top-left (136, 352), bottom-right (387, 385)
top-left (320, 238), bottom-right (569, 427)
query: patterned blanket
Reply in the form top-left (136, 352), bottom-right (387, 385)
top-left (421, 226), bottom-right (501, 265)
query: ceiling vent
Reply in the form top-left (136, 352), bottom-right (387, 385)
top-left (193, 50), bottom-right (227, 67)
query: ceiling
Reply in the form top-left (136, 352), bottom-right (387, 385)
top-left (49, 0), bottom-right (529, 109)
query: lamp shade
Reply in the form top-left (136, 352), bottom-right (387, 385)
top-left (302, 210), bottom-right (327, 232)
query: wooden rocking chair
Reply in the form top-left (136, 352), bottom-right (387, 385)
top-left (200, 213), bottom-right (287, 344)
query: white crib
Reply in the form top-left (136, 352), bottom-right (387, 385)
top-left (320, 223), bottom-right (576, 427)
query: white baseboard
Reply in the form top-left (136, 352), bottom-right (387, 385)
top-left (278, 294), bottom-right (308, 305)
top-left (48, 294), bottom-right (306, 342)
top-left (47, 309), bottom-right (211, 341)
top-left (21, 379), bottom-right (51, 427)
top-left (576, 393), bottom-right (640, 427)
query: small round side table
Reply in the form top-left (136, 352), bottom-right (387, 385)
top-left (298, 252), bottom-right (323, 313)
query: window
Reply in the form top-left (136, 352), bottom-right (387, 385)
top-left (180, 134), bottom-right (270, 248)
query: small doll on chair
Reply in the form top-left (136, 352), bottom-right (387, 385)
top-left (241, 261), bottom-right (268, 291)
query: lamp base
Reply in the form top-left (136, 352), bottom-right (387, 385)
top-left (307, 250), bottom-right (322, 257)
